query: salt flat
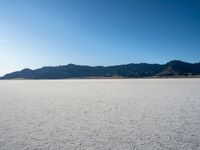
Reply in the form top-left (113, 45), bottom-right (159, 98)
top-left (0, 79), bottom-right (200, 150)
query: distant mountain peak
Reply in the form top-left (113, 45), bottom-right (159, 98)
top-left (21, 68), bottom-right (33, 72)
top-left (166, 60), bottom-right (189, 65)
top-left (66, 63), bottom-right (76, 66)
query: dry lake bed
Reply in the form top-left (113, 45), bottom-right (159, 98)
top-left (0, 79), bottom-right (200, 150)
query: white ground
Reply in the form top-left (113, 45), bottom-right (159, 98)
top-left (0, 79), bottom-right (200, 150)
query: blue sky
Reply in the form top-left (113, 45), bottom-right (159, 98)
top-left (0, 0), bottom-right (200, 76)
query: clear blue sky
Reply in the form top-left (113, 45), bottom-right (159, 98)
top-left (0, 0), bottom-right (200, 76)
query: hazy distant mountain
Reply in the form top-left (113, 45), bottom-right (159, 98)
top-left (1, 60), bottom-right (200, 79)
top-left (157, 60), bottom-right (200, 76)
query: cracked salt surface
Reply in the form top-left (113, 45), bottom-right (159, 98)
top-left (0, 79), bottom-right (200, 150)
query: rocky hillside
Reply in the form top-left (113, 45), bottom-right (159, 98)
top-left (1, 60), bottom-right (200, 79)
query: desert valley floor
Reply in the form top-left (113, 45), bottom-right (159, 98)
top-left (0, 79), bottom-right (200, 150)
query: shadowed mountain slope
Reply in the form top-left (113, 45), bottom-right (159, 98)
top-left (1, 60), bottom-right (200, 79)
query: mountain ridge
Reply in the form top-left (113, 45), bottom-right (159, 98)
top-left (1, 60), bottom-right (200, 79)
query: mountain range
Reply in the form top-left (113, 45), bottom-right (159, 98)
top-left (1, 60), bottom-right (200, 79)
